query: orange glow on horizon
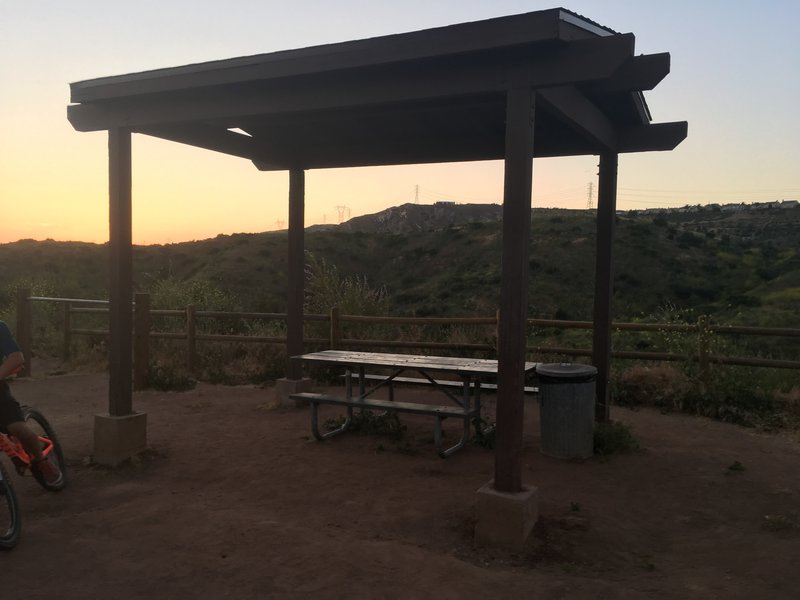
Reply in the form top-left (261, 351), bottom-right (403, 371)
top-left (1, 2), bottom-right (797, 245)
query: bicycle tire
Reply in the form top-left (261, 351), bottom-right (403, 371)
top-left (21, 406), bottom-right (68, 492)
top-left (0, 462), bottom-right (21, 549)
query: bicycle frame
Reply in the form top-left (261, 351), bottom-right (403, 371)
top-left (0, 431), bottom-right (55, 476)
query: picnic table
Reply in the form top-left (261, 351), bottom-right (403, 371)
top-left (290, 350), bottom-right (538, 457)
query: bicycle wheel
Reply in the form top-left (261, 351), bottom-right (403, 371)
top-left (0, 462), bottom-right (21, 549)
top-left (21, 406), bottom-right (67, 492)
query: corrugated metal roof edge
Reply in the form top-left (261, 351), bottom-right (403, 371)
top-left (559, 8), bottom-right (653, 123)
top-left (70, 9), bottom-right (567, 95)
top-left (558, 8), bottom-right (618, 36)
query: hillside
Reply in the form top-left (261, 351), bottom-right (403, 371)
top-left (1, 202), bottom-right (798, 328)
top-left (339, 202), bottom-right (503, 234)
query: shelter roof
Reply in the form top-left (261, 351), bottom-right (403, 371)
top-left (68, 8), bottom-right (686, 170)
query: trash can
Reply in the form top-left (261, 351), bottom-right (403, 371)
top-left (537, 363), bottom-right (597, 459)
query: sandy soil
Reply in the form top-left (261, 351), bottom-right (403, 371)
top-left (3, 365), bottom-right (800, 599)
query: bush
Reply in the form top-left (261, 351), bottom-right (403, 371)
top-left (148, 276), bottom-right (239, 312)
top-left (147, 361), bottom-right (196, 392)
top-left (612, 363), bottom-right (800, 432)
top-left (594, 421), bottom-right (639, 455)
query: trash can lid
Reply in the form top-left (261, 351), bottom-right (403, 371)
top-left (536, 363), bottom-right (598, 382)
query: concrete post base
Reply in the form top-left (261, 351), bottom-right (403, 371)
top-left (474, 479), bottom-right (538, 552)
top-left (274, 377), bottom-right (313, 407)
top-left (94, 412), bottom-right (148, 467)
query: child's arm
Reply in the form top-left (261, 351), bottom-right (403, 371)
top-left (0, 351), bottom-right (25, 379)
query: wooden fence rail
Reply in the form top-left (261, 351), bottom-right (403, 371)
top-left (14, 291), bottom-right (800, 387)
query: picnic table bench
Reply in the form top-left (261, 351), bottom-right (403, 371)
top-left (291, 391), bottom-right (480, 457)
top-left (348, 373), bottom-right (538, 400)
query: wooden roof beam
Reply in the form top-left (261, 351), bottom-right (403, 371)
top-left (520, 121), bottom-right (687, 158)
top-left (134, 123), bottom-right (260, 160)
top-left (618, 121), bottom-right (688, 153)
top-left (251, 131), bottom-right (507, 170)
top-left (132, 117), bottom-right (683, 172)
top-left (538, 86), bottom-right (617, 152)
top-left (585, 53), bottom-right (671, 95)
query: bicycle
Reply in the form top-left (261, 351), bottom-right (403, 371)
top-left (0, 404), bottom-right (68, 549)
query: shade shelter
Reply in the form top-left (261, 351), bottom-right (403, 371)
top-left (68, 8), bottom-right (685, 547)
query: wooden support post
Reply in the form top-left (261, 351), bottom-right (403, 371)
top-left (495, 308), bottom-right (500, 351)
top-left (330, 306), bottom-right (341, 350)
top-left (286, 168), bottom-right (305, 379)
top-left (15, 288), bottom-right (32, 378)
top-left (95, 127), bottom-right (147, 467)
top-left (592, 152), bottom-right (618, 422)
top-left (494, 88), bottom-right (534, 494)
top-left (63, 302), bottom-right (72, 361)
top-left (186, 304), bottom-right (197, 372)
top-left (133, 293), bottom-right (150, 390)
top-left (108, 127), bottom-right (133, 416)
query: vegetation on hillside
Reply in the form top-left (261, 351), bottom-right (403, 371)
top-left (1, 204), bottom-right (797, 429)
top-left (2, 205), bottom-right (797, 327)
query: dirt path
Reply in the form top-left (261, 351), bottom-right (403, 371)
top-left (2, 369), bottom-right (799, 599)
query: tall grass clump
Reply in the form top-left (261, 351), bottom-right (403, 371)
top-left (304, 252), bottom-right (390, 346)
top-left (304, 253), bottom-right (389, 316)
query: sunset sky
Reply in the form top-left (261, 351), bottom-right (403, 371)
top-left (1, 1), bottom-right (798, 245)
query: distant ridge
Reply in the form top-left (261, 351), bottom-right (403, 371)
top-left (323, 200), bottom-right (800, 235)
top-left (336, 202), bottom-right (502, 234)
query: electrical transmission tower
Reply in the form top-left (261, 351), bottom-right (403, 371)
top-left (586, 182), bottom-right (594, 209)
top-left (335, 205), bottom-right (351, 223)
top-left (274, 219), bottom-right (285, 229)
top-left (414, 184), bottom-right (419, 204)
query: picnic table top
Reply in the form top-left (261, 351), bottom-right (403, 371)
top-left (292, 350), bottom-right (538, 376)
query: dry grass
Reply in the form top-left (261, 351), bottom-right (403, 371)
top-left (614, 364), bottom-right (693, 409)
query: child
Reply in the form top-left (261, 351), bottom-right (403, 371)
top-left (0, 320), bottom-right (62, 484)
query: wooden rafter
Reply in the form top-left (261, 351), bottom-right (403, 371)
top-left (538, 86), bottom-right (617, 152)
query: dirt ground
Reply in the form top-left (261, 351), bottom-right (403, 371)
top-left (3, 363), bottom-right (800, 600)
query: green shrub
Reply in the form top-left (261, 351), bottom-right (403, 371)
top-left (594, 421), bottom-right (639, 455)
top-left (612, 362), bottom-right (799, 431)
top-left (147, 360), bottom-right (196, 392)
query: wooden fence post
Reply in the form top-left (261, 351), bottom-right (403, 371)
top-left (330, 306), bottom-right (341, 349)
top-left (15, 288), bottom-right (32, 377)
top-left (186, 304), bottom-right (197, 372)
top-left (133, 293), bottom-right (151, 390)
top-left (697, 315), bottom-right (711, 392)
top-left (63, 302), bottom-right (72, 361)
